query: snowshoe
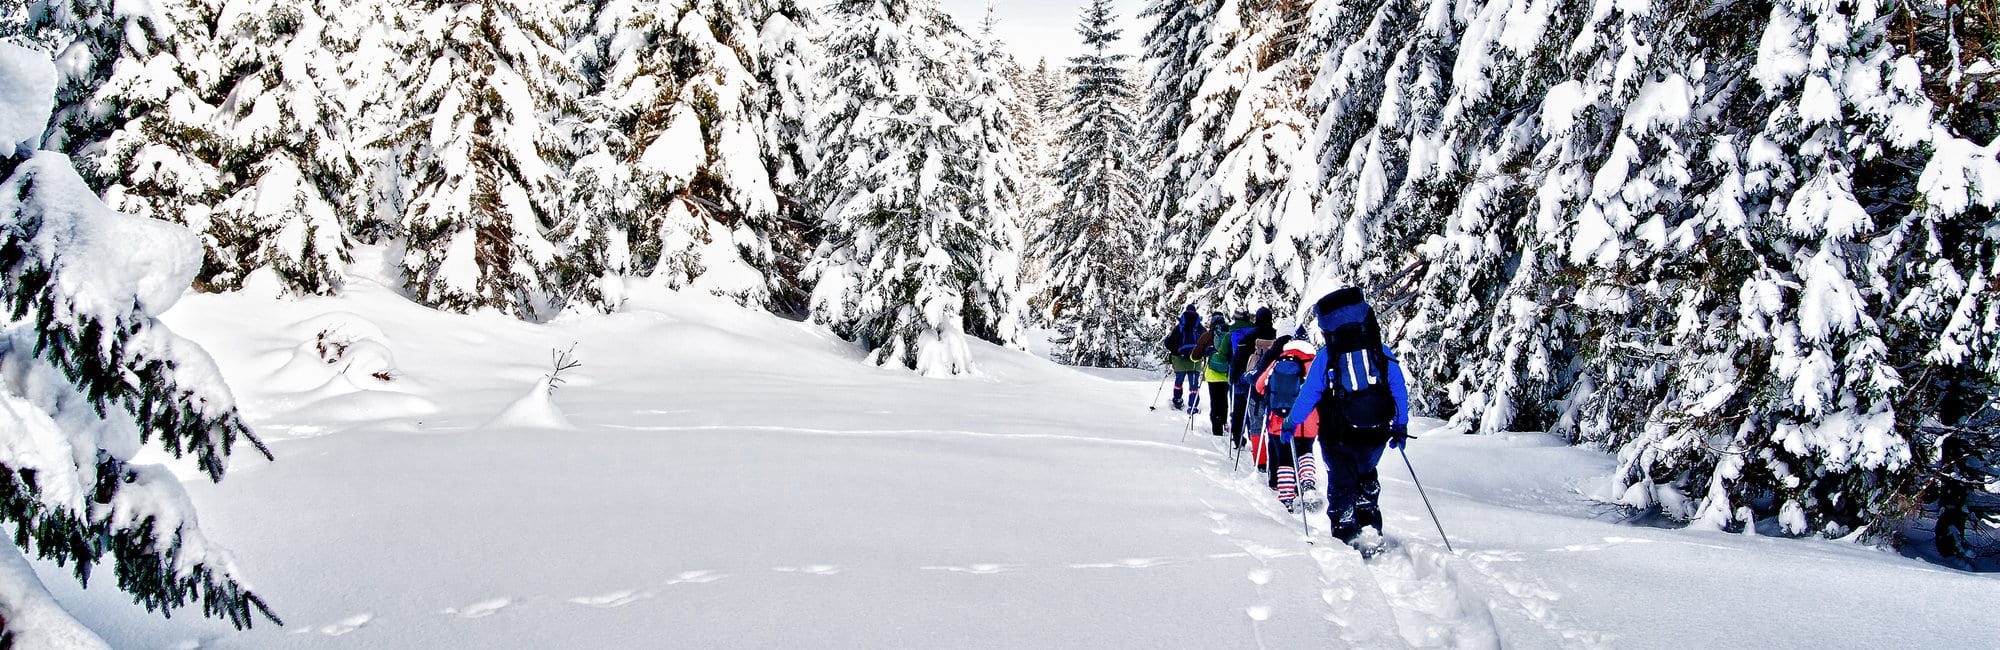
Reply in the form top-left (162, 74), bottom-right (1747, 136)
top-left (1348, 529), bottom-right (1389, 560)
top-left (1296, 479), bottom-right (1324, 511)
top-left (1171, 397), bottom-right (1184, 410)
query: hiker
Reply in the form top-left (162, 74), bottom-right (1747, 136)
top-left (1246, 325), bottom-right (1309, 478)
top-left (1192, 312), bottom-right (1234, 439)
top-left (1258, 339), bottom-right (1318, 511)
top-left (1229, 308), bottom-right (1276, 464)
top-left (1158, 305), bottom-right (1204, 413)
top-left (1282, 288), bottom-right (1409, 550)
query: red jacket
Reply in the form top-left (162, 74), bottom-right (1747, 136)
top-left (1254, 348), bottom-right (1319, 439)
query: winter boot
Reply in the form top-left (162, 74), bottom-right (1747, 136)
top-left (1296, 455), bottom-right (1323, 510)
top-left (1349, 527), bottom-right (1387, 559)
top-left (1297, 478), bottom-right (1323, 511)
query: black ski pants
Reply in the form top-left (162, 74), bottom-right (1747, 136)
top-left (1265, 431), bottom-right (1295, 491)
top-left (1229, 385), bottom-right (1251, 443)
top-left (1323, 440), bottom-right (1386, 542)
top-left (1207, 381), bottom-right (1231, 438)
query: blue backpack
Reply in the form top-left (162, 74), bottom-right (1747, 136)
top-left (1174, 314), bottom-right (1201, 356)
top-left (1268, 356), bottom-right (1307, 414)
top-left (1314, 288), bottom-right (1395, 431)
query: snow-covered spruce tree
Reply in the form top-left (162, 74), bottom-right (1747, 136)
top-left (753, 0), bottom-right (817, 199)
top-left (962, 8), bottom-right (1027, 349)
top-left (7, 0), bottom-right (243, 290)
top-left (807, 0), bottom-right (1011, 375)
top-left (1596, 0), bottom-right (2000, 540)
top-left (1174, 0), bottom-right (1317, 318)
top-left (1030, 0), bottom-right (1146, 367)
top-left (1, 0), bottom-right (185, 163)
top-left (572, 0), bottom-right (791, 309)
top-left (1134, 0), bottom-right (1219, 318)
top-left (1289, 0), bottom-right (2000, 544)
top-left (205, 0), bottom-right (358, 296)
top-left (1895, 0), bottom-right (2000, 559)
top-left (1007, 56), bottom-right (1060, 296)
top-left (0, 46), bottom-right (275, 643)
top-left (1285, 0), bottom-right (1449, 304)
top-left (335, 0), bottom-right (416, 245)
top-left (751, 0), bottom-right (819, 312)
top-left (389, 0), bottom-right (572, 318)
top-left (1380, 0), bottom-right (1578, 442)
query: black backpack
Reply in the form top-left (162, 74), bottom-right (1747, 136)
top-left (1313, 288), bottom-right (1396, 435)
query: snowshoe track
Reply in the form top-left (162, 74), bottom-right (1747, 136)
top-left (1196, 462), bottom-right (1506, 649)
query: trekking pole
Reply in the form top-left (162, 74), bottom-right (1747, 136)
top-left (1148, 369), bottom-right (1171, 411)
top-left (1180, 410), bottom-right (1196, 443)
top-left (1399, 447), bottom-right (1455, 554)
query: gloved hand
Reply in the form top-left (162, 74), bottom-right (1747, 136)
top-left (1387, 424), bottom-right (1409, 449)
top-left (1281, 424), bottom-right (1295, 445)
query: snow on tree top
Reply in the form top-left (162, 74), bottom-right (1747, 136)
top-left (0, 43), bottom-right (57, 157)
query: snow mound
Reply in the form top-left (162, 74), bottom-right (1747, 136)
top-left (0, 547), bottom-right (109, 650)
top-left (480, 377), bottom-right (573, 431)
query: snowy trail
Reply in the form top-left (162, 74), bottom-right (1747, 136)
top-left (36, 267), bottom-right (2000, 648)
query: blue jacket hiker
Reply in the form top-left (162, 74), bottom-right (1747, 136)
top-left (1283, 288), bottom-right (1410, 546)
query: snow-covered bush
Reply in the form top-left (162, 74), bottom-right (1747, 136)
top-left (0, 43), bottom-right (275, 643)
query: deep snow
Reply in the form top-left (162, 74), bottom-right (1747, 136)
top-left (32, 248), bottom-right (1999, 649)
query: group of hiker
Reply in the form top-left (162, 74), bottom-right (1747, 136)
top-left (1159, 288), bottom-right (1411, 551)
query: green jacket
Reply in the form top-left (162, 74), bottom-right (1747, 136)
top-left (1198, 319), bottom-right (1253, 382)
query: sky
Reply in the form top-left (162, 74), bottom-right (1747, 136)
top-left (934, 0), bottom-right (1149, 67)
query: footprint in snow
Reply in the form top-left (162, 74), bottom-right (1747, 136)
top-left (318, 613), bottom-right (372, 636)
top-left (667, 570), bottom-right (723, 584)
top-left (442, 598), bottom-right (511, 618)
top-left (1247, 569), bottom-right (1272, 586)
top-left (1229, 539), bottom-right (1298, 561)
top-left (1467, 550), bottom-right (1526, 563)
top-left (770, 564), bottom-right (844, 575)
top-left (1069, 557), bottom-right (1172, 570)
top-left (1246, 606), bottom-right (1272, 622)
top-left (570, 590), bottom-right (653, 608)
top-left (922, 563), bottom-right (1013, 575)
top-left (1547, 543), bottom-right (1607, 553)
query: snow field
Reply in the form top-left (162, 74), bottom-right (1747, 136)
top-left (28, 246), bottom-right (2000, 648)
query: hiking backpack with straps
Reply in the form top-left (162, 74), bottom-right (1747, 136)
top-left (1176, 314), bottom-right (1201, 356)
top-left (1314, 288), bottom-right (1396, 433)
top-left (1206, 327), bottom-right (1234, 374)
top-left (1267, 356), bottom-right (1307, 414)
